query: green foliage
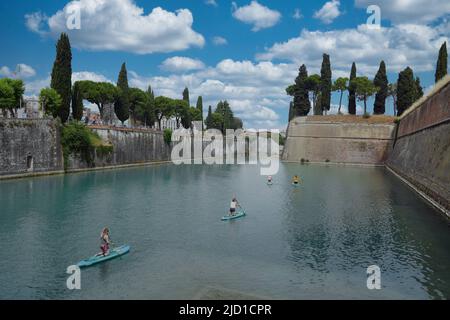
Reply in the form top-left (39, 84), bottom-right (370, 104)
top-left (51, 33), bottom-right (72, 123)
top-left (129, 87), bottom-right (148, 125)
top-left (71, 81), bottom-right (84, 121)
top-left (415, 77), bottom-right (424, 101)
top-left (195, 96), bottom-right (204, 124)
top-left (332, 77), bottom-right (348, 114)
top-left (0, 79), bottom-right (15, 115)
top-left (39, 88), bottom-right (62, 118)
top-left (205, 105), bottom-right (213, 129)
top-left (154, 96), bottom-right (175, 129)
top-left (388, 83), bottom-right (398, 115)
top-left (182, 87), bottom-right (190, 106)
top-left (352, 76), bottom-right (378, 115)
top-left (76, 81), bottom-right (118, 121)
top-left (0, 78), bottom-right (24, 117)
top-left (348, 62), bottom-right (357, 115)
top-left (293, 64), bottom-right (311, 116)
top-left (397, 67), bottom-right (416, 116)
top-left (61, 122), bottom-right (110, 168)
top-left (435, 41), bottom-right (448, 83)
top-left (320, 53), bottom-right (332, 113)
top-left (286, 85), bottom-right (296, 96)
top-left (132, 86), bottom-right (156, 127)
top-left (208, 112), bottom-right (224, 131)
top-left (163, 128), bottom-right (172, 145)
top-left (115, 63), bottom-right (130, 124)
top-left (305, 74), bottom-right (322, 115)
top-left (373, 61), bottom-right (388, 115)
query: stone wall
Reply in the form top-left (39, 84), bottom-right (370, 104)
top-left (0, 119), bottom-right (63, 176)
top-left (282, 118), bottom-right (396, 164)
top-left (387, 76), bottom-right (450, 212)
top-left (67, 126), bottom-right (172, 170)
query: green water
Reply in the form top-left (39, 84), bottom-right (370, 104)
top-left (0, 164), bottom-right (449, 299)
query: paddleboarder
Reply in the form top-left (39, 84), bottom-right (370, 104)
top-left (229, 197), bottom-right (240, 216)
top-left (100, 227), bottom-right (111, 256)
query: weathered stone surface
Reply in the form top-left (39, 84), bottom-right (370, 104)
top-left (387, 79), bottom-right (450, 212)
top-left (282, 118), bottom-right (395, 164)
top-left (0, 119), bottom-right (63, 176)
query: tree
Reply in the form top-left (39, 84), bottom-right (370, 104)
top-left (72, 81), bottom-right (84, 121)
top-left (154, 96), bottom-right (174, 130)
top-left (288, 101), bottom-right (295, 121)
top-left (415, 77), bottom-right (424, 101)
top-left (293, 64), bottom-right (311, 116)
top-left (320, 53), bottom-right (332, 114)
top-left (50, 33), bottom-right (72, 123)
top-left (305, 74), bottom-right (321, 115)
top-left (397, 67), bottom-right (416, 116)
top-left (388, 83), bottom-right (398, 116)
top-left (195, 96), bottom-right (204, 124)
top-left (129, 87), bottom-right (148, 126)
top-left (0, 79), bottom-right (15, 117)
top-left (77, 81), bottom-right (117, 122)
top-left (115, 63), bottom-right (130, 125)
top-left (0, 78), bottom-right (24, 117)
top-left (435, 41), bottom-right (448, 83)
top-left (231, 117), bottom-right (243, 130)
top-left (205, 105), bottom-right (213, 129)
top-left (209, 112), bottom-right (224, 131)
top-left (173, 99), bottom-right (190, 128)
top-left (134, 86), bottom-right (156, 127)
top-left (373, 61), bottom-right (388, 115)
top-left (332, 77), bottom-right (348, 114)
top-left (348, 62), bottom-right (357, 115)
top-left (39, 88), bottom-right (62, 118)
top-left (352, 77), bottom-right (378, 115)
top-left (183, 87), bottom-right (190, 106)
top-left (215, 100), bottom-right (234, 132)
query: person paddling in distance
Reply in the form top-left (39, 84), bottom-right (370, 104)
top-left (267, 175), bottom-right (273, 184)
top-left (229, 197), bottom-right (241, 216)
top-left (292, 175), bottom-right (301, 185)
top-left (99, 227), bottom-right (111, 257)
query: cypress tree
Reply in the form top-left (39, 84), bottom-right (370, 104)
top-left (435, 42), bottom-right (448, 83)
top-left (205, 105), bottom-right (213, 129)
top-left (348, 62), bottom-right (357, 115)
top-left (288, 101), bottom-right (294, 121)
top-left (50, 33), bottom-right (72, 123)
top-left (183, 87), bottom-right (190, 106)
top-left (294, 64), bottom-right (311, 116)
top-left (373, 61), bottom-right (388, 115)
top-left (196, 96), bottom-right (204, 129)
top-left (71, 81), bottom-right (83, 121)
top-left (320, 54), bottom-right (332, 114)
top-left (115, 63), bottom-right (130, 125)
top-left (415, 77), bottom-right (424, 101)
top-left (397, 67), bottom-right (416, 116)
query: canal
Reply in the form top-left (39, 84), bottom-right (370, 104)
top-left (0, 163), bottom-right (449, 299)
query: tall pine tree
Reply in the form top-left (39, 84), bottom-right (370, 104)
top-left (435, 42), bottom-right (448, 83)
top-left (196, 96), bottom-right (204, 129)
top-left (373, 61), bottom-right (388, 115)
top-left (348, 62), bottom-right (357, 115)
top-left (183, 87), bottom-right (190, 106)
top-left (51, 33), bottom-right (72, 122)
top-left (205, 105), bottom-right (213, 129)
top-left (415, 77), bottom-right (424, 101)
top-left (115, 63), bottom-right (130, 125)
top-left (71, 81), bottom-right (83, 121)
top-left (397, 67), bottom-right (416, 116)
top-left (294, 64), bottom-right (311, 116)
top-left (320, 54), bottom-right (332, 115)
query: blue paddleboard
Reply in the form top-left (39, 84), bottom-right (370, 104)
top-left (222, 210), bottom-right (246, 221)
top-left (77, 245), bottom-right (130, 268)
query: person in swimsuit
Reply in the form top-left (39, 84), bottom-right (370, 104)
top-left (100, 227), bottom-right (111, 256)
top-left (292, 175), bottom-right (300, 185)
top-left (230, 198), bottom-right (240, 216)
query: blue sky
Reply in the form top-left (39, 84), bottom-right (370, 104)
top-left (0, 0), bottom-right (449, 128)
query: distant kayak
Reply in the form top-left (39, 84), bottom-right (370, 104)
top-left (222, 210), bottom-right (246, 221)
top-left (267, 181), bottom-right (273, 185)
top-left (292, 183), bottom-right (300, 187)
top-left (77, 245), bottom-right (130, 268)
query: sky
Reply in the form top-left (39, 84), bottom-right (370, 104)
top-left (0, 0), bottom-right (449, 129)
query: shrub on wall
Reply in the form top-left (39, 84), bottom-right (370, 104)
top-left (164, 128), bottom-right (172, 146)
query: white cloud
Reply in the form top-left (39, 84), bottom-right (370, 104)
top-left (205, 0), bottom-right (218, 7)
top-left (72, 71), bottom-right (112, 83)
top-left (257, 23), bottom-right (449, 76)
top-left (26, 0), bottom-right (204, 54)
top-left (212, 36), bottom-right (228, 46)
top-left (355, 0), bottom-right (450, 24)
top-left (0, 64), bottom-right (36, 78)
top-left (24, 12), bottom-right (48, 35)
top-left (313, 0), bottom-right (342, 24)
top-left (232, 1), bottom-right (281, 32)
top-left (160, 57), bottom-right (205, 72)
top-left (293, 9), bottom-right (303, 20)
